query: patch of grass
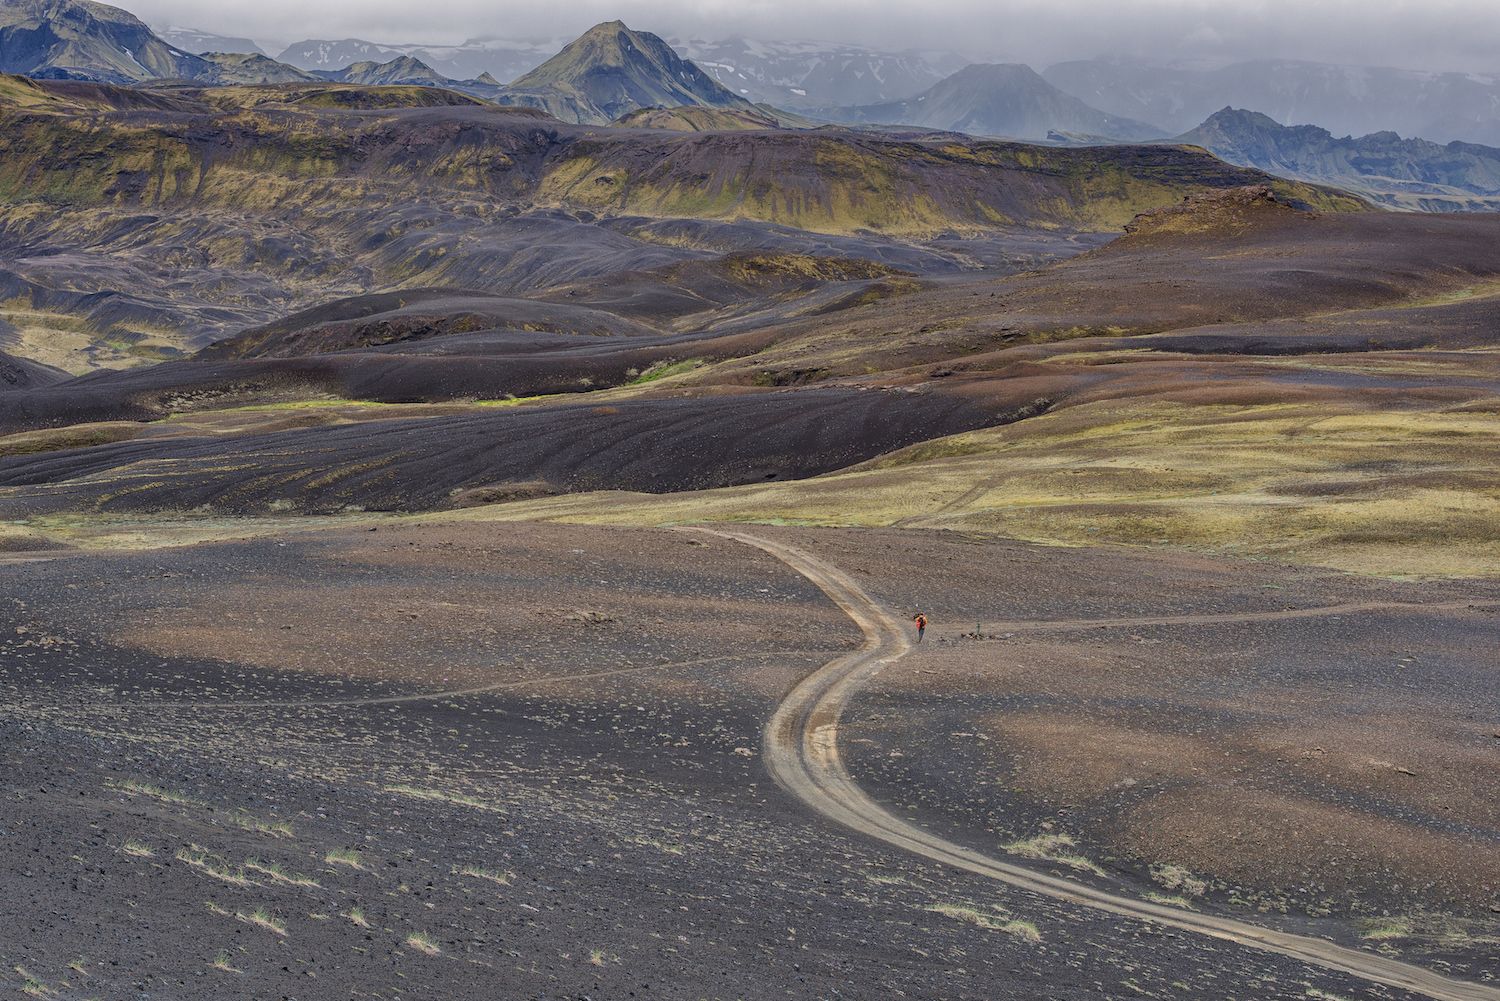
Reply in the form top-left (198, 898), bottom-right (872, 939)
top-left (0, 422), bottom-right (142, 458)
top-left (627, 836), bottom-right (685, 856)
top-left (1355, 912), bottom-right (1500, 949)
top-left (587, 949), bottom-right (608, 967)
top-left (231, 812), bottom-right (294, 838)
top-left (1150, 863), bottom-right (1208, 897)
top-left (244, 858), bottom-right (320, 888)
top-left (14, 967), bottom-right (53, 998)
top-left (183, 397), bottom-right (392, 415)
top-left (1001, 833), bottom-right (1106, 877)
top-left (473, 393), bottom-right (566, 408)
top-left (1143, 892), bottom-right (1197, 909)
top-left (1359, 917), bottom-right (1413, 942)
top-left (468, 398), bottom-right (1500, 579)
top-left (237, 907), bottom-right (287, 937)
top-left (210, 950), bottom-right (241, 974)
top-left (176, 845), bottom-right (254, 886)
top-left (925, 903), bottom-right (1042, 943)
top-left (325, 848), bottom-right (366, 870)
top-left (113, 779), bottom-right (202, 808)
top-left (865, 871), bottom-right (908, 887)
top-left (405, 931), bottom-right (441, 956)
top-left (383, 784), bottom-right (497, 812)
top-left (456, 865), bottom-right (514, 885)
top-left (121, 838), bottom-right (155, 859)
top-left (628, 358), bottom-right (704, 386)
top-left (345, 907), bottom-right (370, 928)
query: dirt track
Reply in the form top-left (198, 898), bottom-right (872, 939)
top-left (700, 527), bottom-right (1500, 1001)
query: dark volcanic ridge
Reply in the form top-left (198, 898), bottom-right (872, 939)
top-left (0, 386), bottom-right (1007, 515)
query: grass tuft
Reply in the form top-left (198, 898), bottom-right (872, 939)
top-left (1150, 863), bottom-right (1208, 897)
top-left (1143, 891), bottom-right (1197, 910)
top-left (383, 784), bottom-right (496, 812)
top-left (113, 779), bottom-right (202, 808)
top-left (925, 903), bottom-right (1042, 942)
top-left (628, 835), bottom-right (685, 856)
top-left (325, 848), bottom-right (366, 870)
top-left (1360, 917), bottom-right (1413, 942)
top-left (1001, 833), bottom-right (1106, 876)
top-left (176, 845), bottom-right (254, 886)
top-left (237, 907), bottom-right (288, 936)
top-left (121, 838), bottom-right (155, 859)
top-left (14, 967), bottom-right (53, 998)
top-left (405, 931), bottom-right (441, 956)
top-left (456, 865), bottom-right (514, 885)
top-left (231, 812), bottom-right (294, 838)
top-left (244, 858), bottom-right (321, 888)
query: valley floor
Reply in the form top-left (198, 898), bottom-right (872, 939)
top-left (1, 520), bottom-right (1494, 999)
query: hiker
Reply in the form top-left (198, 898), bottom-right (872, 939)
top-left (913, 613), bottom-right (927, 643)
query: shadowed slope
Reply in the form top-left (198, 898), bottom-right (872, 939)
top-left (0, 386), bottom-right (1005, 514)
top-left (0, 350), bottom-right (66, 391)
top-left (0, 0), bottom-right (207, 83)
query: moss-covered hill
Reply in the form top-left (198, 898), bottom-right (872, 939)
top-left (610, 105), bottom-right (783, 132)
top-left (0, 74), bottom-right (1363, 371)
top-left (0, 75), bottom-right (1361, 236)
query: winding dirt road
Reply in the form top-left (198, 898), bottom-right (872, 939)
top-left (697, 527), bottom-right (1500, 1001)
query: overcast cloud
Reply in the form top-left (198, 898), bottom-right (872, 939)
top-left (128, 0), bottom-right (1500, 75)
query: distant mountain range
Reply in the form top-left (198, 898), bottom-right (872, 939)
top-left (833, 63), bottom-right (1164, 141)
top-left (1175, 107), bottom-right (1500, 211)
top-left (672, 37), bottom-right (964, 109)
top-left (276, 36), bottom-right (557, 85)
top-left (1043, 58), bottom-right (1500, 148)
top-left (155, 26), bottom-right (264, 56)
top-left (9, 0), bottom-right (1500, 213)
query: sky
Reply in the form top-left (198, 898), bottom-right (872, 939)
top-left (129, 0), bottom-right (1500, 75)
